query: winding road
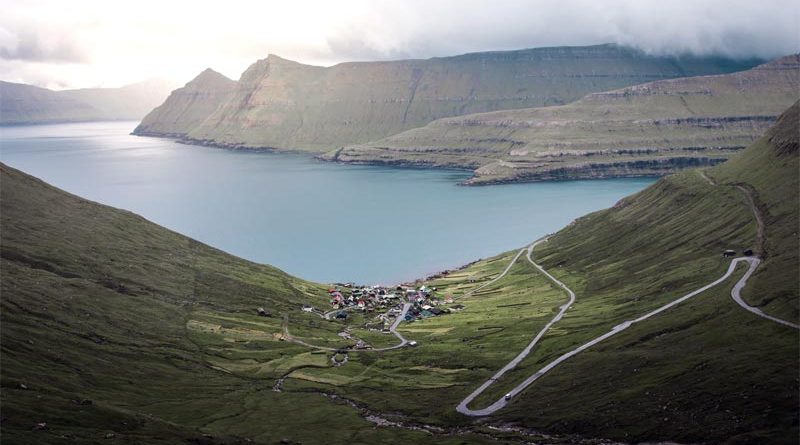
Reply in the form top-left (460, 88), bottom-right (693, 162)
top-left (456, 171), bottom-right (799, 416)
top-left (458, 251), bottom-right (798, 416)
top-left (457, 238), bottom-right (574, 415)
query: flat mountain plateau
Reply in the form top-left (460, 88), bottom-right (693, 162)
top-left (330, 55), bottom-right (800, 184)
top-left (134, 44), bottom-right (762, 154)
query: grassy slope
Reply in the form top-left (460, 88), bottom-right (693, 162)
top-left (0, 163), bottom-right (482, 445)
top-left (474, 102), bottom-right (798, 442)
top-left (291, 103), bottom-right (798, 443)
top-left (2, 102), bottom-right (797, 444)
top-left (330, 55), bottom-right (799, 184)
top-left (710, 101), bottom-right (800, 318)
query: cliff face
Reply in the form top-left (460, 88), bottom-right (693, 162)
top-left (330, 55), bottom-right (799, 184)
top-left (0, 79), bottom-right (176, 125)
top-left (135, 44), bottom-right (762, 151)
top-left (133, 69), bottom-right (236, 137)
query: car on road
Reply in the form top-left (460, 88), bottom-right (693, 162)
top-left (504, 393), bottom-right (512, 400)
top-left (408, 340), bottom-right (418, 347)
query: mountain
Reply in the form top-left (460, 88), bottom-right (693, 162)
top-left (329, 55), bottom-right (799, 184)
top-left (0, 82), bottom-right (102, 124)
top-left (1, 104), bottom-right (796, 443)
top-left (133, 69), bottom-right (236, 137)
top-left (0, 79), bottom-right (177, 125)
top-left (133, 44), bottom-right (763, 151)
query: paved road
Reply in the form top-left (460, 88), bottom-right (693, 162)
top-left (699, 169), bottom-right (798, 326)
top-left (730, 258), bottom-right (799, 329)
top-left (458, 256), bottom-right (778, 416)
top-left (283, 302), bottom-right (413, 352)
top-left (457, 238), bottom-right (575, 416)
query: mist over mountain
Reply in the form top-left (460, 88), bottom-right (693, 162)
top-left (0, 78), bottom-right (177, 125)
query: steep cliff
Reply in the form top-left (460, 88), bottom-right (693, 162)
top-left (330, 55), bottom-right (799, 184)
top-left (135, 44), bottom-right (762, 151)
top-left (133, 69), bottom-right (237, 137)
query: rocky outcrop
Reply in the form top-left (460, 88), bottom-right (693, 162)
top-left (133, 69), bottom-right (236, 137)
top-left (464, 156), bottom-right (729, 185)
top-left (332, 55), bottom-right (799, 184)
top-left (135, 44), bottom-right (763, 151)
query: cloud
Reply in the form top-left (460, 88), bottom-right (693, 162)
top-left (0, 25), bottom-right (89, 63)
top-left (0, 0), bottom-right (797, 89)
top-left (322, 0), bottom-right (799, 61)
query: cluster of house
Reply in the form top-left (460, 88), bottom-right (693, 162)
top-left (327, 283), bottom-right (459, 323)
top-left (327, 283), bottom-right (400, 312)
top-left (401, 285), bottom-right (455, 321)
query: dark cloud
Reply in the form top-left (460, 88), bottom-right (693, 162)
top-left (324, 0), bottom-right (799, 62)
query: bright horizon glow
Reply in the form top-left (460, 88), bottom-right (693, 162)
top-left (0, 0), bottom-right (797, 90)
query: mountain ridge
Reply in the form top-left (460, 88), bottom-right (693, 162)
top-left (133, 69), bottom-right (236, 137)
top-left (133, 43), bottom-right (763, 151)
top-left (328, 55), bottom-right (799, 184)
top-left (0, 79), bottom-right (177, 125)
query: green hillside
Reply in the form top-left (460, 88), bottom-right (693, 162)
top-left (2, 100), bottom-right (797, 444)
top-left (0, 164), bottom-right (469, 444)
top-left (410, 101), bottom-right (799, 443)
top-left (134, 44), bottom-right (762, 151)
top-left (330, 55), bottom-right (798, 184)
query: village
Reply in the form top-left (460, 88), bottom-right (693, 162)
top-left (290, 282), bottom-right (465, 351)
top-left (325, 282), bottom-right (461, 321)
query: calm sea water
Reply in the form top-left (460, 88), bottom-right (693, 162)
top-left (0, 121), bottom-right (655, 284)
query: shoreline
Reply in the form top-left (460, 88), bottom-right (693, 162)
top-left (130, 131), bottom-right (692, 186)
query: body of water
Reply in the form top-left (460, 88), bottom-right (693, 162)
top-left (0, 121), bottom-right (656, 284)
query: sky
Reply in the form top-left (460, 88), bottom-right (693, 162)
top-left (0, 0), bottom-right (798, 90)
